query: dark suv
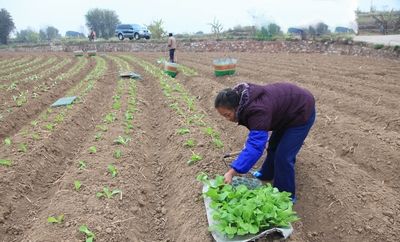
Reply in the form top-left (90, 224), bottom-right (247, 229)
top-left (115, 24), bottom-right (151, 40)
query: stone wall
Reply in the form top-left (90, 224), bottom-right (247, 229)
top-left (1, 40), bottom-right (399, 59)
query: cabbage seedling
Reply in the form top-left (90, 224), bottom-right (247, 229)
top-left (112, 100), bottom-right (121, 110)
top-left (114, 149), bottom-right (122, 159)
top-left (113, 136), bottom-right (131, 145)
top-left (104, 113), bottom-right (116, 123)
top-left (4, 137), bottom-right (11, 146)
top-left (108, 164), bottom-right (118, 177)
top-left (47, 214), bottom-right (64, 224)
top-left (88, 146), bottom-right (97, 154)
top-left (18, 143), bottom-right (27, 153)
top-left (0, 159), bottom-right (12, 167)
top-left (31, 133), bottom-right (40, 140)
top-left (74, 180), bottom-right (82, 191)
top-left (212, 138), bottom-right (224, 149)
top-left (54, 113), bottom-right (64, 124)
top-left (44, 123), bottom-right (54, 131)
top-left (96, 124), bottom-right (108, 132)
top-left (184, 139), bottom-right (196, 148)
top-left (177, 128), bottom-right (190, 135)
top-left (96, 187), bottom-right (121, 199)
top-left (30, 120), bottom-right (38, 126)
top-left (124, 111), bottom-right (133, 121)
top-left (94, 132), bottom-right (102, 141)
top-left (79, 225), bottom-right (95, 242)
top-left (187, 153), bottom-right (202, 165)
top-left (78, 160), bottom-right (87, 169)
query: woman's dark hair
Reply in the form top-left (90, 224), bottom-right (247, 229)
top-left (169, 33), bottom-right (173, 37)
top-left (214, 88), bottom-right (240, 109)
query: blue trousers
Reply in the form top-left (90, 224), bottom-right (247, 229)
top-left (169, 49), bottom-right (175, 63)
top-left (259, 109), bottom-right (316, 200)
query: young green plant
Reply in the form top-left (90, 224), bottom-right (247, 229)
top-left (187, 153), bottom-right (203, 165)
top-left (74, 180), bottom-right (82, 191)
top-left (113, 136), bottom-right (131, 145)
top-left (4, 137), bottom-right (12, 146)
top-left (47, 214), bottom-right (64, 224)
top-left (78, 160), bottom-right (87, 169)
top-left (79, 225), bottom-right (95, 242)
top-left (108, 164), bottom-right (118, 178)
top-left (96, 187), bottom-right (122, 199)
top-left (113, 149), bottom-right (122, 159)
top-left (0, 159), bottom-right (12, 167)
top-left (88, 146), bottom-right (97, 154)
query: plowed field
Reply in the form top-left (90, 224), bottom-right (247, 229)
top-left (0, 51), bottom-right (399, 242)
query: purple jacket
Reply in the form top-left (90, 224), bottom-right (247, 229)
top-left (234, 82), bottom-right (315, 131)
top-left (229, 82), bottom-right (315, 173)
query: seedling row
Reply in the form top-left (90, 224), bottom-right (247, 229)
top-left (123, 55), bottom-right (225, 166)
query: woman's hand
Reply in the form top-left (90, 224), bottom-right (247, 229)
top-left (224, 168), bottom-right (237, 184)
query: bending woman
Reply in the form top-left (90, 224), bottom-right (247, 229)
top-left (215, 82), bottom-right (316, 202)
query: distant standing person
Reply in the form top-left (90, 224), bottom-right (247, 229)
top-left (168, 33), bottom-right (177, 63)
top-left (89, 28), bottom-right (96, 42)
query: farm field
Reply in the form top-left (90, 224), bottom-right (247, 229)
top-left (0, 51), bottom-right (399, 242)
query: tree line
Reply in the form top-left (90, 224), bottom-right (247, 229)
top-left (1, 6), bottom-right (398, 45)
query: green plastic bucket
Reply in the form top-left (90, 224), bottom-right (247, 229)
top-left (213, 58), bottom-right (237, 77)
top-left (164, 62), bottom-right (178, 78)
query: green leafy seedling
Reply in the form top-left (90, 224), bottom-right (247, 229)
top-left (54, 113), bottom-right (64, 124)
top-left (184, 139), bottom-right (196, 148)
top-left (79, 225), bottom-right (95, 242)
top-left (124, 111), bottom-right (133, 121)
top-left (4, 137), bottom-right (11, 146)
top-left (30, 120), bottom-right (38, 126)
top-left (113, 94), bottom-right (121, 101)
top-left (94, 132), bottom-right (102, 141)
top-left (88, 146), bottom-right (97, 154)
top-left (113, 136), bottom-right (131, 145)
top-left (114, 149), bottom-right (122, 159)
top-left (31, 132), bottom-right (40, 140)
top-left (96, 124), bottom-right (108, 132)
top-left (108, 164), bottom-right (118, 178)
top-left (78, 160), bottom-right (87, 170)
top-left (112, 100), bottom-right (121, 110)
top-left (96, 187), bottom-right (121, 199)
top-left (45, 123), bottom-right (55, 131)
top-left (177, 128), bottom-right (190, 135)
top-left (0, 159), bottom-right (12, 167)
top-left (204, 127), bottom-right (219, 138)
top-left (187, 153), bottom-right (202, 165)
top-left (18, 143), bottom-right (28, 153)
top-left (74, 180), bottom-right (82, 191)
top-left (197, 174), bottom-right (299, 238)
top-left (212, 138), bottom-right (224, 149)
top-left (47, 214), bottom-right (64, 224)
top-left (104, 113), bottom-right (116, 123)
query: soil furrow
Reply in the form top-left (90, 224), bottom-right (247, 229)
top-left (0, 57), bottom-right (94, 140)
top-left (0, 57), bottom-right (116, 241)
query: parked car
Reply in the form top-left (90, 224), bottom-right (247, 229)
top-left (115, 24), bottom-right (151, 40)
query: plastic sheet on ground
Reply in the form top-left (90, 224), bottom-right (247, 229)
top-left (51, 96), bottom-right (77, 107)
top-left (202, 176), bottom-right (293, 242)
top-left (119, 72), bottom-right (142, 79)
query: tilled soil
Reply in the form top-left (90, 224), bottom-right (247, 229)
top-left (0, 51), bottom-right (399, 242)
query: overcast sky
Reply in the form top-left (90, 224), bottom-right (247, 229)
top-left (1, 0), bottom-right (399, 35)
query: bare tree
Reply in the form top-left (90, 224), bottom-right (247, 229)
top-left (372, 9), bottom-right (395, 35)
top-left (209, 18), bottom-right (223, 39)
